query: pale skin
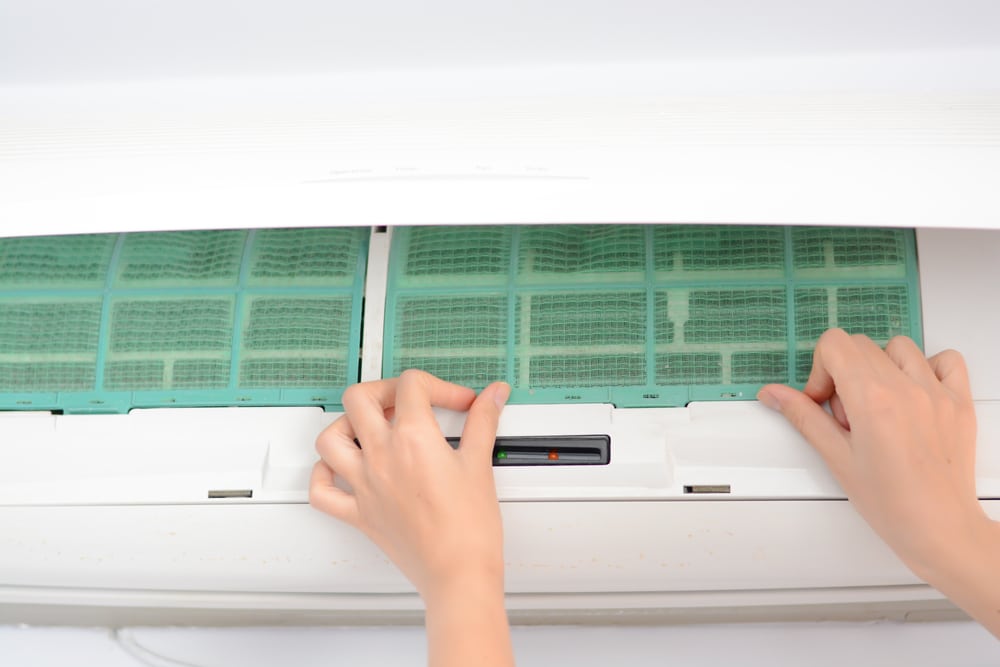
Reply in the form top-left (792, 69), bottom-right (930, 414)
top-left (758, 329), bottom-right (1000, 638)
top-left (310, 330), bottom-right (1000, 666)
top-left (310, 370), bottom-right (515, 667)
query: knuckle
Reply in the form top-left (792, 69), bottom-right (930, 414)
top-left (849, 332), bottom-right (874, 347)
top-left (886, 335), bottom-right (919, 358)
top-left (307, 475), bottom-right (325, 508)
top-left (398, 368), bottom-right (431, 387)
top-left (315, 417), bottom-right (349, 454)
top-left (817, 327), bottom-right (849, 349)
top-left (938, 348), bottom-right (968, 369)
top-left (885, 335), bottom-right (905, 352)
top-left (341, 383), bottom-right (365, 405)
top-left (314, 427), bottom-right (336, 454)
top-left (398, 368), bottom-right (422, 382)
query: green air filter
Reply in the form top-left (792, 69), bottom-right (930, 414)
top-left (0, 228), bottom-right (368, 413)
top-left (384, 225), bottom-right (922, 407)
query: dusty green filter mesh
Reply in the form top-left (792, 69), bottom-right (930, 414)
top-left (0, 228), bottom-right (368, 413)
top-left (385, 225), bottom-right (922, 407)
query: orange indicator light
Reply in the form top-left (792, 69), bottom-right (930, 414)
top-left (547, 450), bottom-right (559, 461)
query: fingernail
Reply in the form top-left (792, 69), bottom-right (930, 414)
top-left (757, 388), bottom-right (781, 411)
top-left (493, 382), bottom-right (511, 410)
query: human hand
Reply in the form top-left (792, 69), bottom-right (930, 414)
top-left (757, 329), bottom-right (990, 579)
top-left (757, 329), bottom-right (1000, 637)
top-left (309, 370), bottom-right (510, 605)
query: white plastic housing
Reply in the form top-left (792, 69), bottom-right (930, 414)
top-left (0, 227), bottom-right (997, 624)
top-left (2, 83), bottom-right (999, 236)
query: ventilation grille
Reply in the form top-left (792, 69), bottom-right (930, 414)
top-left (0, 228), bottom-right (368, 412)
top-left (385, 225), bottom-right (921, 407)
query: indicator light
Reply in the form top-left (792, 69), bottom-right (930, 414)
top-left (547, 450), bottom-right (559, 461)
top-left (496, 450), bottom-right (507, 460)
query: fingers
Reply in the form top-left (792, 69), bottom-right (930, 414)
top-left (459, 382), bottom-right (511, 465)
top-left (885, 336), bottom-right (939, 388)
top-left (803, 329), bottom-right (867, 405)
top-left (927, 349), bottom-right (973, 402)
top-left (308, 461), bottom-right (360, 526)
top-left (394, 369), bottom-right (477, 430)
top-left (316, 415), bottom-right (363, 487)
top-left (758, 383), bottom-right (850, 473)
top-left (341, 379), bottom-right (397, 447)
top-left (829, 392), bottom-right (850, 431)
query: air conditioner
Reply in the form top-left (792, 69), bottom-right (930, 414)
top-left (0, 78), bottom-right (998, 626)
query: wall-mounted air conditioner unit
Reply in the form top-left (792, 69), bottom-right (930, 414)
top-left (0, 218), bottom-right (997, 626)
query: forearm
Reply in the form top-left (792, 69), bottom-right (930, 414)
top-left (424, 572), bottom-right (514, 667)
top-left (915, 516), bottom-right (1000, 638)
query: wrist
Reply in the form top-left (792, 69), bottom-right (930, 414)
top-left (905, 513), bottom-right (1000, 637)
top-left (422, 562), bottom-right (514, 667)
top-left (909, 511), bottom-right (1000, 588)
top-left (422, 563), bottom-right (505, 612)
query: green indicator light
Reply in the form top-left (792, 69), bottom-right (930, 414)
top-left (496, 450), bottom-right (507, 460)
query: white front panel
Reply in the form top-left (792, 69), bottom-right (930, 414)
top-left (0, 408), bottom-right (328, 506)
top-left (3, 85), bottom-right (1000, 236)
top-left (2, 398), bottom-right (998, 507)
top-left (1, 501), bottom-right (998, 598)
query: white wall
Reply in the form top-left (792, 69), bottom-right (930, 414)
top-left (3, 0), bottom-right (999, 84)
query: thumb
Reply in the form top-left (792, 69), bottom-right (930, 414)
top-left (459, 382), bottom-right (510, 465)
top-left (758, 384), bottom-right (849, 473)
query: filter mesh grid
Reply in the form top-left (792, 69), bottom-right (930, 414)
top-left (248, 228), bottom-right (364, 286)
top-left (0, 228), bottom-right (368, 412)
top-left (402, 226), bottom-right (512, 285)
top-left (386, 225), bottom-right (922, 406)
top-left (518, 226), bottom-right (646, 278)
top-left (793, 227), bottom-right (907, 271)
top-left (0, 300), bottom-right (103, 392)
top-left (0, 235), bottom-right (116, 288)
top-left (653, 226), bottom-right (786, 274)
top-left (392, 294), bottom-right (508, 388)
top-left (115, 231), bottom-right (246, 287)
top-left (683, 290), bottom-right (788, 344)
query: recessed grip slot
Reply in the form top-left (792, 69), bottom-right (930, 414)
top-left (207, 489), bottom-right (254, 499)
top-left (445, 435), bottom-right (610, 466)
top-left (683, 484), bottom-right (731, 494)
